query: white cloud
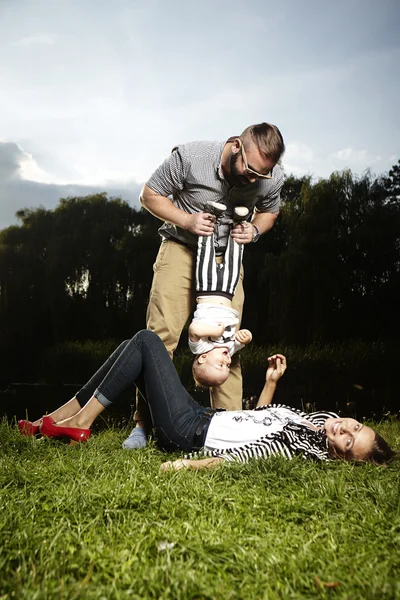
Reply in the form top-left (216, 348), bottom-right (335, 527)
top-left (283, 143), bottom-right (390, 179)
top-left (72, 164), bottom-right (138, 187)
top-left (283, 142), bottom-right (319, 176)
top-left (285, 142), bottom-right (314, 163)
top-left (0, 0), bottom-right (398, 226)
top-left (333, 148), bottom-right (355, 161)
top-left (330, 147), bottom-right (381, 165)
top-left (0, 139), bottom-right (66, 185)
top-left (12, 33), bottom-right (57, 47)
top-left (0, 140), bottom-right (141, 230)
top-left (19, 148), bottom-right (67, 185)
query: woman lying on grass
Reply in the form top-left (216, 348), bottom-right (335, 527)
top-left (18, 330), bottom-right (395, 469)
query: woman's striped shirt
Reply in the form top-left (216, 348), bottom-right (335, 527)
top-left (194, 404), bottom-right (338, 463)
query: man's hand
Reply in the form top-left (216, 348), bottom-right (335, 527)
top-left (231, 212), bottom-right (279, 244)
top-left (140, 186), bottom-right (217, 235)
top-left (185, 212), bottom-right (215, 236)
top-left (231, 222), bottom-right (255, 244)
top-left (266, 354), bottom-right (287, 384)
top-left (235, 329), bottom-right (252, 345)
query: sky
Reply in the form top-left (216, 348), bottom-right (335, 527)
top-left (0, 0), bottom-right (399, 229)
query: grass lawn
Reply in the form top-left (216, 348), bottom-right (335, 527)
top-left (0, 419), bottom-right (399, 600)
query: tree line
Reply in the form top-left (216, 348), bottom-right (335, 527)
top-left (0, 161), bottom-right (399, 385)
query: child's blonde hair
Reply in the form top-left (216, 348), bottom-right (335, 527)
top-left (192, 356), bottom-right (229, 388)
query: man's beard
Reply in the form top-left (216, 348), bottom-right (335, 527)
top-left (229, 152), bottom-right (250, 188)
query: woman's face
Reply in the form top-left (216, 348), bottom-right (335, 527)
top-left (323, 417), bottom-right (376, 461)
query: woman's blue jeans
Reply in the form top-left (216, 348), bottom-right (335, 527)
top-left (75, 330), bottom-right (213, 451)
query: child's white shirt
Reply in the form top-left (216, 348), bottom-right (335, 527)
top-left (188, 303), bottom-right (244, 356)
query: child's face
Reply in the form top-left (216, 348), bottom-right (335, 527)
top-left (200, 347), bottom-right (231, 385)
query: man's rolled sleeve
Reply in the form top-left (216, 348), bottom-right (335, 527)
top-left (256, 168), bottom-right (284, 213)
top-left (147, 146), bottom-right (188, 197)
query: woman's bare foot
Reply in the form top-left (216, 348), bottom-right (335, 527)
top-left (50, 415), bottom-right (89, 429)
top-left (46, 396), bottom-right (105, 431)
top-left (47, 398), bottom-right (82, 423)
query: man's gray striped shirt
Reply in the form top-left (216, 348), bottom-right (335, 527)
top-left (146, 139), bottom-right (284, 253)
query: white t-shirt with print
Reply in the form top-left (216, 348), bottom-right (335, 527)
top-left (204, 406), bottom-right (314, 452)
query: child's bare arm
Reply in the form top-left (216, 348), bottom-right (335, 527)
top-left (189, 321), bottom-right (225, 341)
top-left (234, 329), bottom-right (252, 345)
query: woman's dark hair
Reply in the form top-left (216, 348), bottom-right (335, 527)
top-left (366, 433), bottom-right (396, 466)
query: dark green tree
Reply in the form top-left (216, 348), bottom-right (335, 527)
top-left (385, 159), bottom-right (400, 204)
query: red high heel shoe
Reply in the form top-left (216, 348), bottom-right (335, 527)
top-left (40, 416), bottom-right (91, 443)
top-left (18, 420), bottom-right (40, 436)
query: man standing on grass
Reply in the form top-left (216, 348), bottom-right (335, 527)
top-left (123, 122), bottom-right (285, 449)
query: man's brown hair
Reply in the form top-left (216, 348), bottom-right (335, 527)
top-left (240, 122), bottom-right (285, 164)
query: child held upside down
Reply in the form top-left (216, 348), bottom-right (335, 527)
top-left (189, 202), bottom-right (252, 388)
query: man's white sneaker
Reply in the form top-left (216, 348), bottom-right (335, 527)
top-left (205, 201), bottom-right (227, 219)
top-left (233, 206), bottom-right (249, 222)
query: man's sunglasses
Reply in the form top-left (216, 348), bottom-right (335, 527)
top-left (238, 139), bottom-right (273, 179)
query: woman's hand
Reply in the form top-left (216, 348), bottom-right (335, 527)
top-left (266, 354), bottom-right (287, 384)
top-left (160, 459), bottom-right (190, 472)
top-left (256, 354), bottom-right (287, 408)
top-left (160, 457), bottom-right (224, 472)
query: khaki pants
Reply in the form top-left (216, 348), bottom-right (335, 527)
top-left (135, 239), bottom-right (244, 421)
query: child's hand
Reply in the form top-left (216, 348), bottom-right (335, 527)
top-left (235, 329), bottom-right (252, 345)
top-left (266, 354), bottom-right (287, 384)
